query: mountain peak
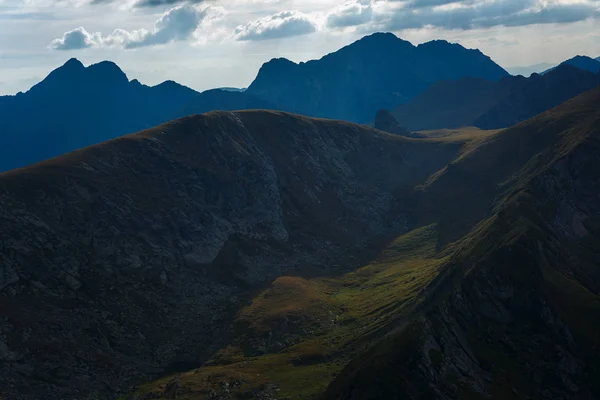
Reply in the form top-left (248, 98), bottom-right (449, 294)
top-left (543, 55), bottom-right (600, 75)
top-left (349, 31), bottom-right (413, 51)
top-left (250, 57), bottom-right (298, 86)
top-left (419, 39), bottom-right (452, 46)
top-left (360, 31), bottom-right (400, 42)
top-left (86, 61), bottom-right (129, 85)
top-left (63, 58), bottom-right (85, 70)
top-left (28, 58), bottom-right (86, 93)
top-left (417, 39), bottom-right (479, 54)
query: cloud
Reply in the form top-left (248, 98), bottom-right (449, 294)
top-left (232, 10), bottom-right (317, 41)
top-left (371, 0), bottom-right (600, 31)
top-left (125, 4), bottom-right (208, 47)
top-left (134, 0), bottom-right (207, 8)
top-left (326, 0), bottom-right (373, 28)
top-left (49, 4), bottom-right (216, 50)
top-left (50, 26), bottom-right (96, 50)
top-left (399, 0), bottom-right (476, 10)
top-left (88, 0), bottom-right (211, 7)
top-left (0, 11), bottom-right (58, 20)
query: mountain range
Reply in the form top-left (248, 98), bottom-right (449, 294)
top-left (3, 33), bottom-right (600, 173)
top-left (2, 81), bottom-right (600, 400)
top-left (391, 63), bottom-right (600, 131)
top-left (245, 32), bottom-right (509, 123)
top-left (0, 59), bottom-right (275, 171)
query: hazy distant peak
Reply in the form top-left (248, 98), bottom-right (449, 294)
top-left (154, 79), bottom-right (182, 88)
top-left (542, 55), bottom-right (600, 75)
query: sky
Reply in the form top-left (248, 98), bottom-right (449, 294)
top-left (1, 0), bottom-right (600, 95)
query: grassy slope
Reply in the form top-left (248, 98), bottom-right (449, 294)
top-left (123, 225), bottom-right (450, 399)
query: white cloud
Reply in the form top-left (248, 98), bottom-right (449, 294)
top-left (50, 26), bottom-right (96, 50)
top-left (49, 4), bottom-right (220, 50)
top-left (326, 0), bottom-right (373, 29)
top-left (232, 10), bottom-right (317, 41)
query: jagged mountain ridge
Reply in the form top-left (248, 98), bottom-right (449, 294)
top-left (246, 32), bottom-right (509, 123)
top-left (542, 55), bottom-right (600, 75)
top-left (0, 32), bottom-right (508, 172)
top-left (0, 110), bottom-right (467, 399)
top-left (391, 64), bottom-right (600, 130)
top-left (0, 59), bottom-right (275, 172)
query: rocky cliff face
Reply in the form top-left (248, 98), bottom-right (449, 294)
top-left (0, 110), bottom-right (463, 399)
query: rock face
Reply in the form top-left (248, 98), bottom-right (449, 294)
top-left (324, 87), bottom-right (600, 399)
top-left (246, 32), bottom-right (508, 123)
top-left (0, 110), bottom-right (463, 399)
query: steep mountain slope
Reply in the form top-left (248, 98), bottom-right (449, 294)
top-left (391, 64), bottom-right (600, 130)
top-left (0, 111), bottom-right (467, 400)
top-left (542, 55), bottom-right (600, 75)
top-left (246, 32), bottom-right (508, 123)
top-left (390, 77), bottom-right (511, 131)
top-left (326, 86), bottom-right (600, 400)
top-left (0, 59), bottom-right (274, 172)
top-left (475, 65), bottom-right (600, 129)
top-left (128, 88), bottom-right (600, 400)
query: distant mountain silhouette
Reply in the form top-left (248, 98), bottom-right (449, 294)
top-left (0, 59), bottom-right (274, 171)
top-left (391, 64), bottom-right (600, 130)
top-left (542, 55), bottom-right (600, 75)
top-left (505, 62), bottom-right (555, 77)
top-left (246, 32), bottom-right (509, 123)
top-left (390, 77), bottom-right (512, 131)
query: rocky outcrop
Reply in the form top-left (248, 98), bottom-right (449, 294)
top-left (373, 110), bottom-right (419, 138)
